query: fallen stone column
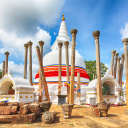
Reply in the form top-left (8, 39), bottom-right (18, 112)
top-left (39, 40), bottom-right (44, 102)
top-left (36, 46), bottom-right (50, 101)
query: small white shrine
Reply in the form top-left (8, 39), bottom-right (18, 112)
top-left (0, 71), bottom-right (35, 102)
top-left (85, 70), bottom-right (123, 106)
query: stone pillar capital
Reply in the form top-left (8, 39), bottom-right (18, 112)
top-left (70, 29), bottom-right (78, 35)
top-left (5, 51), bottom-right (9, 56)
top-left (64, 41), bottom-right (69, 47)
top-left (24, 43), bottom-right (28, 48)
top-left (111, 50), bottom-right (116, 54)
top-left (92, 30), bottom-right (100, 39)
top-left (58, 42), bottom-right (63, 47)
top-left (115, 53), bottom-right (119, 57)
top-left (39, 40), bottom-right (44, 47)
top-left (122, 38), bottom-right (128, 45)
top-left (27, 41), bottom-right (33, 47)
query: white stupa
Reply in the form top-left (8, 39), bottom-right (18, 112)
top-left (34, 15), bottom-right (90, 104)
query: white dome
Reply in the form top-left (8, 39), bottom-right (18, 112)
top-left (43, 47), bottom-right (86, 68)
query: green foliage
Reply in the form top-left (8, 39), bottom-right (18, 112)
top-left (85, 60), bottom-right (108, 81)
top-left (0, 69), bottom-right (2, 78)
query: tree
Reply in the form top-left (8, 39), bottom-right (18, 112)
top-left (85, 60), bottom-right (108, 81)
top-left (0, 69), bottom-right (2, 78)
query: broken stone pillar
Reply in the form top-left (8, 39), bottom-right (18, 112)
top-left (120, 54), bottom-right (124, 86)
top-left (117, 57), bottom-right (121, 84)
top-left (5, 51), bottom-right (9, 74)
top-left (28, 41), bottom-right (33, 85)
top-left (39, 40), bottom-right (44, 102)
top-left (122, 38), bottom-right (128, 106)
top-left (64, 41), bottom-right (70, 103)
top-left (114, 52), bottom-right (119, 79)
top-left (61, 104), bottom-right (74, 119)
top-left (24, 43), bottom-right (28, 79)
top-left (92, 30), bottom-right (102, 104)
top-left (58, 42), bottom-right (63, 95)
top-left (70, 29), bottom-right (78, 104)
top-left (111, 50), bottom-right (116, 76)
top-left (2, 61), bottom-right (5, 77)
top-left (36, 46), bottom-right (50, 101)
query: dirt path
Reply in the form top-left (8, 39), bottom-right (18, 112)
top-left (0, 104), bottom-right (128, 128)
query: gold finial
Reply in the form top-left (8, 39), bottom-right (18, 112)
top-left (62, 14), bottom-right (65, 21)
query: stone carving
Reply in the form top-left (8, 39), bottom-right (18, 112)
top-left (61, 104), bottom-right (74, 119)
top-left (42, 111), bottom-right (55, 124)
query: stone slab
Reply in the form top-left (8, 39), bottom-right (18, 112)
top-left (0, 115), bottom-right (12, 123)
top-left (12, 113), bottom-right (36, 124)
top-left (0, 106), bottom-right (11, 115)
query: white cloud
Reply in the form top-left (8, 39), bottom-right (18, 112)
top-left (0, 0), bottom-right (65, 79)
top-left (120, 23), bottom-right (128, 39)
top-left (0, 27), bottom-right (51, 59)
top-left (0, 0), bottom-right (65, 35)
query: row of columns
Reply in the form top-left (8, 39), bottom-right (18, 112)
top-left (111, 50), bottom-right (124, 87)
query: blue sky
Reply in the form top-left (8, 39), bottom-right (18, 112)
top-left (0, 0), bottom-right (128, 81)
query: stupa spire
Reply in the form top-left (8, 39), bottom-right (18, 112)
top-left (51, 14), bottom-right (70, 51)
top-left (62, 14), bottom-right (65, 21)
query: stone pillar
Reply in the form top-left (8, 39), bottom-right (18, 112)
top-left (39, 40), bottom-right (44, 102)
top-left (117, 57), bottom-right (121, 84)
top-left (58, 42), bottom-right (63, 95)
top-left (111, 50), bottom-right (116, 76)
top-left (27, 41), bottom-right (33, 85)
top-left (24, 43), bottom-right (28, 79)
top-left (122, 38), bottom-right (128, 106)
top-left (92, 30), bottom-right (102, 104)
top-left (2, 61), bottom-right (5, 77)
top-left (120, 54), bottom-right (124, 86)
top-left (5, 51), bottom-right (9, 74)
top-left (36, 46), bottom-right (50, 101)
top-left (70, 29), bottom-right (78, 104)
top-left (114, 52), bottom-right (119, 79)
top-left (77, 73), bottom-right (81, 105)
top-left (64, 41), bottom-right (70, 103)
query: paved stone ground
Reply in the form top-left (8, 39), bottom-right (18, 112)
top-left (0, 104), bottom-right (128, 128)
